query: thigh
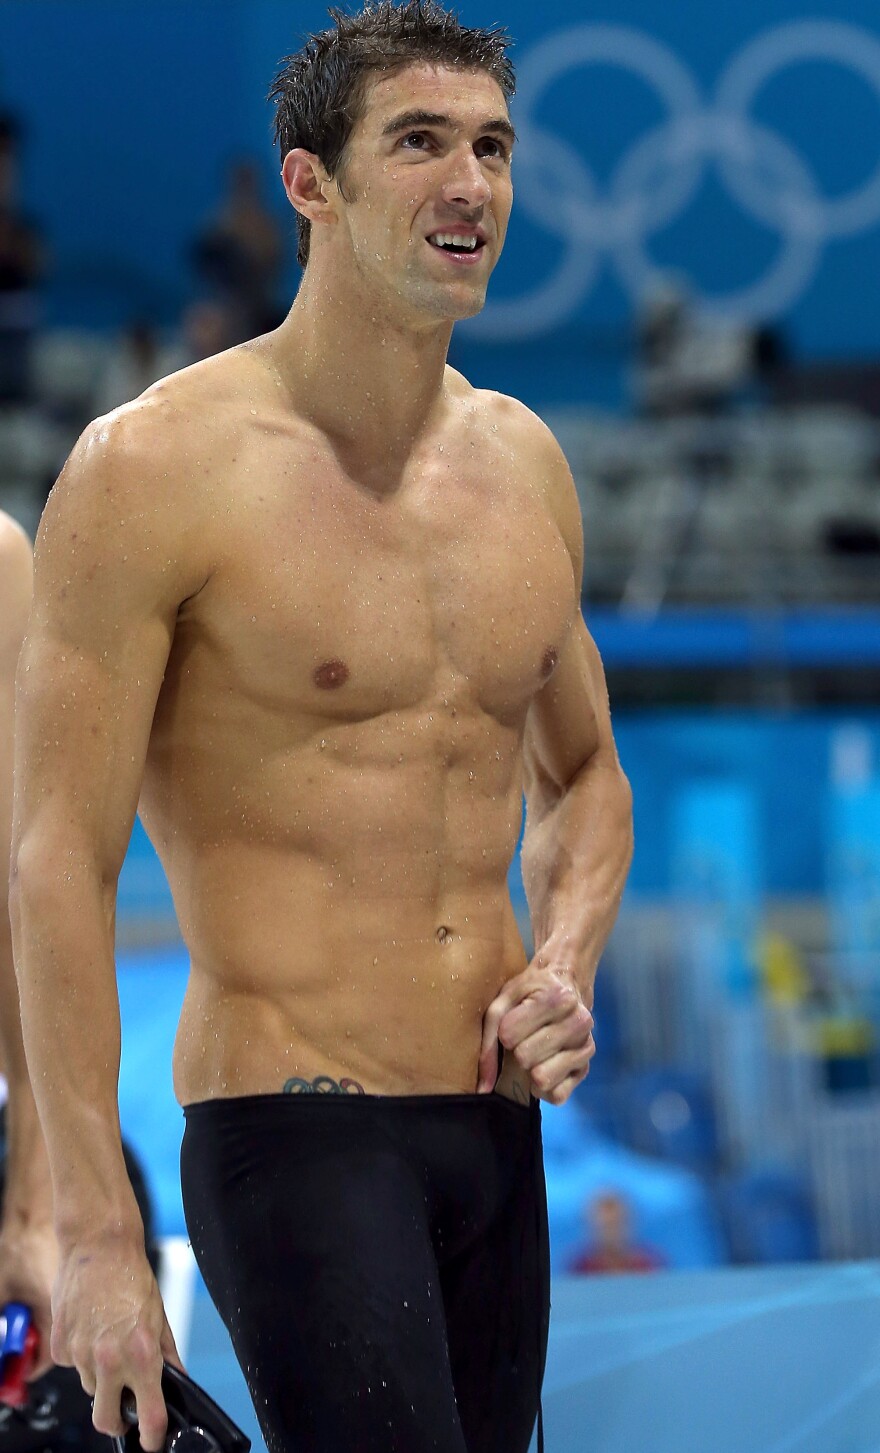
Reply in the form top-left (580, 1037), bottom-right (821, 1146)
top-left (440, 1109), bottom-right (550, 1453)
top-left (182, 1104), bottom-right (469, 1453)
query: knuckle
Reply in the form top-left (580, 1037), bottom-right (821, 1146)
top-left (49, 1328), bottom-right (69, 1365)
top-left (551, 981), bottom-right (578, 1015)
top-left (93, 1342), bottom-right (122, 1377)
top-left (128, 1328), bottom-right (156, 1367)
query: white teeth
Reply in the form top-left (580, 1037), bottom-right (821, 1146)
top-left (429, 233), bottom-right (479, 250)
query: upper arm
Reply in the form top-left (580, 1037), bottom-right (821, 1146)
top-left (14, 403), bottom-right (210, 878)
top-left (516, 413), bottom-right (619, 807)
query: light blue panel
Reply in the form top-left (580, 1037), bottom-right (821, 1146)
top-left (117, 817), bottom-right (176, 922)
top-left (672, 780), bottom-right (761, 997)
top-left (542, 1100), bottom-right (725, 1272)
top-left (612, 711), bottom-right (880, 896)
top-left (828, 784), bottom-right (880, 1002)
top-left (183, 1263), bottom-right (880, 1453)
top-left (117, 946), bottom-right (189, 1238)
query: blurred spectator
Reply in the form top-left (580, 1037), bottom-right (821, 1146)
top-left (92, 302), bottom-right (238, 415)
top-left (173, 299), bottom-right (239, 366)
top-left (568, 1188), bottom-right (665, 1275)
top-left (634, 277), bottom-right (767, 417)
top-left (192, 158), bottom-right (285, 338)
top-left (0, 113), bottom-right (45, 403)
top-left (93, 319), bottom-right (170, 415)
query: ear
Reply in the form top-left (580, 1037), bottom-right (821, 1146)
top-left (281, 148), bottom-right (337, 229)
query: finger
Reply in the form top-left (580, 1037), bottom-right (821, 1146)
top-left (511, 1012), bottom-right (595, 1072)
top-left (100, 1366), bottom-right (167, 1453)
top-left (477, 978), bottom-right (528, 1092)
top-left (127, 1370), bottom-right (169, 1453)
top-left (500, 972), bottom-right (588, 1051)
top-left (476, 1012), bottom-right (500, 1094)
top-left (91, 1371), bottom-right (127, 1438)
top-left (529, 1044), bottom-right (595, 1105)
top-left (48, 1320), bottom-right (75, 1370)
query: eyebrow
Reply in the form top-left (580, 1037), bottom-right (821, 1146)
top-left (380, 108), bottom-right (517, 146)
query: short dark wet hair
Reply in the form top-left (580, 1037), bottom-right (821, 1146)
top-left (269, 0), bottom-right (515, 266)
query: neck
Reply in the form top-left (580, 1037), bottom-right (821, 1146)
top-left (267, 257), bottom-right (455, 484)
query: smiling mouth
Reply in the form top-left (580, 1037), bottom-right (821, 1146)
top-left (426, 232), bottom-right (486, 259)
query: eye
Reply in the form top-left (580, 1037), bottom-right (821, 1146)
top-left (400, 131), bottom-right (432, 150)
top-left (476, 137), bottom-right (510, 162)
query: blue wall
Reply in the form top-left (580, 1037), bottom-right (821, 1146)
top-left (3, 0), bottom-right (880, 405)
top-left (617, 711), bottom-right (880, 897)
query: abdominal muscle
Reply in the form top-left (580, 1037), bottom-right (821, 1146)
top-left (143, 692), bottom-right (535, 1104)
top-left (153, 809), bottom-right (531, 1105)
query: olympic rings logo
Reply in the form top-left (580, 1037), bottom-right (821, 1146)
top-left (469, 20), bottom-right (880, 339)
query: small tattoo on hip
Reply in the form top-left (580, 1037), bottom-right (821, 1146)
top-left (283, 1075), bottom-right (366, 1095)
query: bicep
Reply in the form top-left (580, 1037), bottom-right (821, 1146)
top-left (522, 417), bottom-right (615, 797)
top-left (14, 416), bottom-right (200, 875)
top-left (524, 617), bottom-right (616, 805)
top-left (16, 619), bottom-right (173, 879)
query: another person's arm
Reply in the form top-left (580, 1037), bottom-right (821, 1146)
top-left (479, 419), bottom-right (633, 1103)
top-left (0, 515), bottom-right (57, 1372)
top-left (10, 404), bottom-right (206, 1446)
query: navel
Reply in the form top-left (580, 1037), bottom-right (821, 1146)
top-left (313, 658), bottom-right (350, 690)
top-left (541, 646), bottom-right (559, 678)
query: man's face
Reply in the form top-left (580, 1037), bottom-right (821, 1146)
top-left (330, 62), bottom-right (514, 323)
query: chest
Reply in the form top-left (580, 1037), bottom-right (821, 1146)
top-left (189, 446), bottom-right (576, 722)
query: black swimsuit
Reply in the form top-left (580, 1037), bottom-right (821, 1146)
top-left (181, 1089), bottom-right (549, 1453)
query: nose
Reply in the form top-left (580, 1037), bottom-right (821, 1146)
top-left (440, 145), bottom-right (492, 210)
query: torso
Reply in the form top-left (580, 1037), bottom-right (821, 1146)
top-left (135, 347), bottom-right (577, 1103)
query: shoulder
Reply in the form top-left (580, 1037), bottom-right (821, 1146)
top-left (467, 383), bottom-right (584, 569)
top-left (44, 346), bottom-right (262, 533)
top-left (448, 370), bottom-right (574, 475)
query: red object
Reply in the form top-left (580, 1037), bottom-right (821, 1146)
top-left (0, 1323), bottom-right (39, 1407)
top-left (569, 1247), bottom-right (664, 1275)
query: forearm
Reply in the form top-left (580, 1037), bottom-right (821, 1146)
top-left (521, 750), bottom-right (633, 992)
top-left (10, 850), bottom-right (142, 1247)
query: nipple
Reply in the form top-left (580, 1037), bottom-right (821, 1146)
top-left (541, 646), bottom-right (559, 678)
top-left (314, 659), bottom-right (350, 690)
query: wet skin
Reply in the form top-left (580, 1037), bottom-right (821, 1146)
top-left (136, 351), bottom-right (577, 1105)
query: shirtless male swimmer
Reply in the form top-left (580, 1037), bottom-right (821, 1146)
top-left (10, 5), bottom-right (633, 1452)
